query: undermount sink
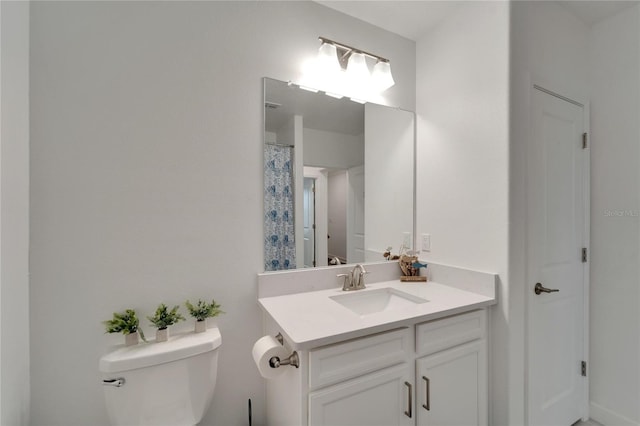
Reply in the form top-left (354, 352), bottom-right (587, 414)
top-left (330, 287), bottom-right (428, 316)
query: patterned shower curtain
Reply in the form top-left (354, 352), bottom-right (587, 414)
top-left (264, 144), bottom-right (296, 270)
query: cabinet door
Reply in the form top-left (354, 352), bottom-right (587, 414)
top-left (416, 341), bottom-right (487, 426)
top-left (309, 364), bottom-right (414, 426)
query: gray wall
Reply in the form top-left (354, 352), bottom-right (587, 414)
top-left (1, 1), bottom-right (30, 425)
top-left (28, 2), bottom-right (415, 425)
top-left (510, 2), bottom-right (589, 424)
top-left (589, 5), bottom-right (640, 424)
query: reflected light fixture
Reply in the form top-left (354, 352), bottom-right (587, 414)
top-left (298, 85), bottom-right (319, 93)
top-left (325, 92), bottom-right (344, 99)
top-left (316, 36), bottom-right (395, 96)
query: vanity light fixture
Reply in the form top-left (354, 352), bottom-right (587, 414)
top-left (371, 60), bottom-right (395, 91)
top-left (346, 52), bottom-right (370, 84)
top-left (317, 36), bottom-right (395, 93)
top-left (325, 92), bottom-right (344, 99)
top-left (299, 85), bottom-right (319, 93)
top-left (317, 42), bottom-right (342, 75)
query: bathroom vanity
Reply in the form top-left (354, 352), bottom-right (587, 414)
top-left (257, 262), bottom-right (497, 426)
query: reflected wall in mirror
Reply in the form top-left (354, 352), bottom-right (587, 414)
top-left (263, 77), bottom-right (414, 271)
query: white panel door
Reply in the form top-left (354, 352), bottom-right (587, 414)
top-left (303, 177), bottom-right (316, 268)
top-left (416, 341), bottom-right (487, 426)
top-left (309, 364), bottom-right (413, 426)
top-left (528, 87), bottom-right (587, 425)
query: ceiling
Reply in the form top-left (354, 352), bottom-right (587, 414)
top-left (316, 1), bottom-right (462, 41)
top-left (315, 1), bottom-right (639, 41)
top-left (268, 1), bottom-right (638, 135)
top-left (558, 1), bottom-right (639, 26)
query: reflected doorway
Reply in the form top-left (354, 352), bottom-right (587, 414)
top-left (303, 177), bottom-right (316, 268)
top-left (327, 170), bottom-right (347, 264)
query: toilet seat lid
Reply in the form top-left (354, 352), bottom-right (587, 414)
top-left (99, 327), bottom-right (221, 373)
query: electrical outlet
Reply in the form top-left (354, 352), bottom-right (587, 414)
top-left (421, 234), bottom-right (431, 252)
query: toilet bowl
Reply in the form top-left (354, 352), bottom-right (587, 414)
top-left (99, 327), bottom-right (221, 426)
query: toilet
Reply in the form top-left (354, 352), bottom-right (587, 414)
top-left (99, 327), bottom-right (221, 426)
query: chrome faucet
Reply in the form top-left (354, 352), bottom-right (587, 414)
top-left (337, 264), bottom-right (369, 291)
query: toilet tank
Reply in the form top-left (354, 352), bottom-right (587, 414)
top-left (99, 328), bottom-right (221, 426)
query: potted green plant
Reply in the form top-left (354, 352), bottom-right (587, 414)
top-left (147, 303), bottom-right (185, 342)
top-left (104, 309), bottom-right (146, 346)
top-left (185, 299), bottom-right (224, 333)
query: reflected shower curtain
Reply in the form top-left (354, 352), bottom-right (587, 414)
top-left (264, 144), bottom-right (295, 270)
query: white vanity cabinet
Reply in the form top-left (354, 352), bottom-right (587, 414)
top-left (309, 364), bottom-right (414, 426)
top-left (307, 328), bottom-right (413, 426)
top-left (265, 309), bottom-right (488, 426)
top-left (414, 310), bottom-right (488, 426)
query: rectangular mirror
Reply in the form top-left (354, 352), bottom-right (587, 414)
top-left (263, 77), bottom-right (415, 271)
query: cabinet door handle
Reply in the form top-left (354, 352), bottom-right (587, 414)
top-left (404, 381), bottom-right (412, 418)
top-left (422, 376), bottom-right (430, 410)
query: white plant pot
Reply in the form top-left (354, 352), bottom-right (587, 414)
top-left (194, 320), bottom-right (207, 333)
top-left (156, 328), bottom-right (169, 342)
top-left (125, 332), bottom-right (139, 346)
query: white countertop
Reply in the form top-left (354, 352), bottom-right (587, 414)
top-left (258, 279), bottom-right (496, 350)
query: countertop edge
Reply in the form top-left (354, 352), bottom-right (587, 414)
top-left (292, 299), bottom-right (495, 350)
top-left (258, 285), bottom-right (496, 351)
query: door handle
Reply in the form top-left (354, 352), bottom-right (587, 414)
top-left (422, 376), bottom-right (430, 410)
top-left (534, 282), bottom-right (559, 295)
top-left (102, 378), bottom-right (125, 387)
top-left (404, 381), bottom-right (412, 418)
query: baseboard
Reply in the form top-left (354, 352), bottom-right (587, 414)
top-left (590, 401), bottom-right (639, 426)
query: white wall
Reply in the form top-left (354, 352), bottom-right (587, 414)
top-left (28, 2), bottom-right (415, 425)
top-left (303, 127), bottom-right (363, 169)
top-left (415, 2), bottom-right (509, 423)
top-left (365, 103), bottom-right (414, 257)
top-left (588, 5), bottom-right (640, 425)
top-left (416, 1), bottom-right (509, 274)
top-left (265, 131), bottom-right (277, 144)
top-left (0, 1), bottom-right (30, 424)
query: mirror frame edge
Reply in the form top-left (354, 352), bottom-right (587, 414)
top-left (262, 76), bottom-right (418, 272)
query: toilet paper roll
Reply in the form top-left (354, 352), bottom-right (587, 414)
top-left (252, 335), bottom-right (289, 379)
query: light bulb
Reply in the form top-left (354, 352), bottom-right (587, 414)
top-left (317, 42), bottom-right (341, 75)
top-left (346, 52), bottom-right (370, 86)
top-left (371, 60), bottom-right (395, 91)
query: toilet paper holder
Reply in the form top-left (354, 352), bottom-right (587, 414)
top-left (269, 333), bottom-right (299, 369)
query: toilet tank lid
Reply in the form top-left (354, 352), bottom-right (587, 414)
top-left (99, 327), bottom-right (221, 374)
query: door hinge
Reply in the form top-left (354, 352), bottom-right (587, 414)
top-left (582, 132), bottom-right (588, 149)
top-left (582, 248), bottom-right (588, 263)
top-left (581, 360), bottom-right (587, 377)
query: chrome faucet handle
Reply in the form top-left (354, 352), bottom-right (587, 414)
top-left (337, 273), bottom-right (352, 291)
